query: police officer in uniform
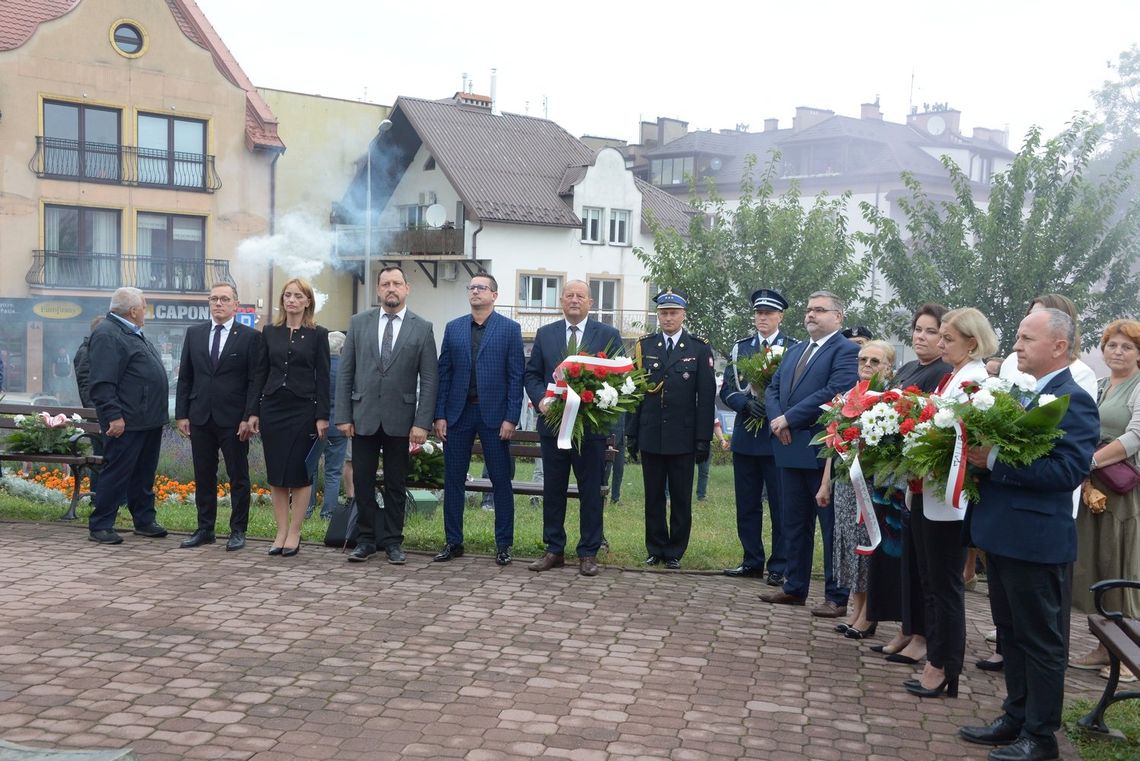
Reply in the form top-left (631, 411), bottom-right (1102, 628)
top-left (720, 288), bottom-right (799, 584)
top-left (628, 289), bottom-right (716, 569)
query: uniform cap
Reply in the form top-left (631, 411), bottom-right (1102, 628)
top-left (750, 288), bottom-right (788, 312)
top-left (654, 289), bottom-right (688, 309)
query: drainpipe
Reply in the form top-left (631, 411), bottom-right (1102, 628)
top-left (266, 150), bottom-right (281, 326)
top-left (470, 220), bottom-right (484, 262)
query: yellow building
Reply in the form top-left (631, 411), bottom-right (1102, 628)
top-left (0, 0), bottom-right (283, 398)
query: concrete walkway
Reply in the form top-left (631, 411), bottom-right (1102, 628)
top-left (0, 521), bottom-right (1107, 760)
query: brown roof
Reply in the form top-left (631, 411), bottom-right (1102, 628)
top-left (0, 0), bottom-right (283, 152)
top-left (637, 178), bottom-right (694, 235)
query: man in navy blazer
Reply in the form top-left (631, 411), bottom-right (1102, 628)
top-left (432, 273), bottom-right (525, 566)
top-left (523, 280), bottom-right (623, 577)
top-left (175, 283), bottom-right (265, 551)
top-left (721, 288), bottom-right (799, 584)
top-left (760, 291), bottom-right (859, 616)
top-left (958, 309), bottom-right (1098, 761)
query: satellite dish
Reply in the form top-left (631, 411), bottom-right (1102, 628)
top-left (709, 157), bottom-right (723, 172)
top-left (927, 115), bottom-right (946, 137)
top-left (424, 203), bottom-right (447, 227)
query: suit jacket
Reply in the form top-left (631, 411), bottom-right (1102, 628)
top-left (523, 317), bottom-right (623, 439)
top-left (434, 310), bottom-right (524, 429)
top-left (257, 325), bottom-right (331, 420)
top-left (176, 321), bottom-right (265, 427)
top-left (336, 308), bottom-right (438, 436)
top-left (73, 336), bottom-right (92, 408)
top-left (963, 369), bottom-right (1099, 565)
top-left (765, 333), bottom-right (859, 469)
top-left (631, 330), bottom-right (716, 455)
top-left (721, 331), bottom-right (799, 456)
top-left (88, 314), bottom-right (169, 430)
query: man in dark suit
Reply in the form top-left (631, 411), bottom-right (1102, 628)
top-left (720, 288), bottom-right (799, 584)
top-left (337, 266), bottom-right (438, 565)
top-left (760, 290), bottom-right (859, 615)
top-left (628, 289), bottom-right (716, 570)
top-left (86, 287), bottom-right (169, 545)
top-left (175, 283), bottom-right (264, 551)
top-left (432, 272), bottom-right (524, 566)
top-left (958, 309), bottom-right (1098, 761)
top-left (523, 279), bottom-right (622, 577)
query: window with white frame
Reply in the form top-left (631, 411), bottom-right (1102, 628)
top-left (608, 209), bottom-right (631, 246)
top-left (589, 278), bottom-right (619, 326)
top-left (399, 204), bottom-right (427, 229)
top-left (518, 274), bottom-right (562, 309)
top-left (581, 207), bottom-right (603, 243)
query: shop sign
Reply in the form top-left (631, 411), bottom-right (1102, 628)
top-left (33, 301), bottom-right (83, 319)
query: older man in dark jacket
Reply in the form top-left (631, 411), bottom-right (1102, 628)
top-left (87, 287), bottom-right (169, 544)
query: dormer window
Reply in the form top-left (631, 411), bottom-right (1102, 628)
top-left (424, 156), bottom-right (436, 171)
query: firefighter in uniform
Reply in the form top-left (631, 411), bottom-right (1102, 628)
top-left (627, 289), bottom-right (716, 569)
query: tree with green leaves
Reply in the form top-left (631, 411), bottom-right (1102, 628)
top-left (636, 153), bottom-right (876, 356)
top-left (859, 120), bottom-right (1140, 352)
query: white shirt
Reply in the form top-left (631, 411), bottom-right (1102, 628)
top-left (799, 329), bottom-right (839, 370)
top-left (565, 317), bottom-right (588, 347)
top-left (756, 330), bottom-right (781, 347)
top-left (378, 306), bottom-right (407, 353)
top-left (662, 328), bottom-right (683, 348)
top-left (207, 317), bottom-right (234, 352)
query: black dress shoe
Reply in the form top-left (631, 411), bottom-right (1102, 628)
top-left (433, 543), bottom-right (464, 562)
top-left (180, 530), bottom-right (216, 548)
top-left (644, 555), bottom-right (662, 566)
top-left (225, 532), bottom-right (245, 551)
top-left (282, 545), bottom-right (300, 557)
top-left (386, 545), bottom-right (406, 564)
top-left (495, 546), bottom-right (512, 566)
top-left (724, 565), bottom-right (765, 578)
top-left (665, 558), bottom-right (681, 570)
top-left (89, 529), bottom-right (123, 544)
top-left (267, 546), bottom-right (283, 556)
top-left (976, 656), bottom-right (1004, 672)
top-left (348, 545), bottom-right (376, 562)
top-left (765, 571), bottom-right (785, 587)
top-left (844, 622), bottom-right (878, 640)
top-left (904, 675), bottom-right (957, 698)
top-left (133, 523), bottom-right (168, 538)
top-left (987, 735), bottom-right (1058, 761)
top-left (885, 653), bottom-right (921, 664)
top-left (958, 714), bottom-right (1023, 746)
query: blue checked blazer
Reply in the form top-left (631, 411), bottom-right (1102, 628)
top-left (434, 310), bottom-right (525, 429)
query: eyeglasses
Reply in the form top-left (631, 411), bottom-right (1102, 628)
top-left (466, 284), bottom-right (493, 292)
top-left (805, 307), bottom-right (838, 315)
top-left (207, 296), bottom-right (234, 304)
top-left (858, 357), bottom-right (884, 365)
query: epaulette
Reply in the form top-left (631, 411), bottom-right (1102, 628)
top-left (688, 334), bottom-right (709, 345)
top-left (638, 333), bottom-right (655, 341)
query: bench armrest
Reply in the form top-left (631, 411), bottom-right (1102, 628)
top-left (1090, 579), bottom-right (1140, 620)
top-left (68, 431), bottom-right (100, 458)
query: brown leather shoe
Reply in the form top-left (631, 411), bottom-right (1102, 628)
top-left (810, 601), bottom-right (848, 618)
top-left (759, 590), bottom-right (806, 606)
top-left (579, 556), bottom-right (599, 576)
top-left (528, 552), bottom-right (565, 572)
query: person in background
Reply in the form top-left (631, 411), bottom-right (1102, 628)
top-left (841, 325), bottom-right (874, 347)
top-left (52, 345), bottom-right (73, 402)
top-left (307, 331), bottom-right (350, 520)
top-left (72, 316), bottom-right (105, 490)
top-left (604, 412), bottom-right (626, 505)
top-left (985, 356), bottom-right (1003, 378)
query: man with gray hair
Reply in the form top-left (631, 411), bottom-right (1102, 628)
top-left (87, 287), bottom-right (170, 544)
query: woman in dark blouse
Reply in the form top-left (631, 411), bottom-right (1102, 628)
top-left (250, 278), bottom-right (330, 555)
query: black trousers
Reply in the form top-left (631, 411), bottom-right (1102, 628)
top-left (900, 496), bottom-right (927, 637)
top-left (352, 425), bottom-right (410, 550)
top-left (990, 560), bottom-right (1074, 659)
top-left (88, 427), bottom-right (161, 532)
top-left (538, 435), bottom-right (605, 557)
top-left (913, 508), bottom-right (966, 677)
top-left (189, 419), bottom-right (251, 532)
top-left (642, 451), bottom-right (695, 561)
top-left (987, 553), bottom-right (1067, 737)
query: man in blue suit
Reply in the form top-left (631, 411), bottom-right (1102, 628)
top-left (760, 291), bottom-right (859, 616)
top-left (523, 280), bottom-right (623, 577)
top-left (958, 309), bottom-right (1098, 761)
top-left (721, 288), bottom-right (798, 584)
top-left (432, 273), bottom-right (525, 566)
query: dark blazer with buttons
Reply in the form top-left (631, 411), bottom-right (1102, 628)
top-left (88, 314), bottom-right (170, 431)
top-left (721, 331), bottom-right (799, 456)
top-left (176, 321), bottom-right (265, 428)
top-left (631, 330), bottom-right (716, 455)
top-left (435, 310), bottom-right (524, 429)
top-left (963, 369), bottom-right (1099, 565)
top-left (257, 324), bottom-right (331, 420)
top-left (765, 334), bottom-right (859, 469)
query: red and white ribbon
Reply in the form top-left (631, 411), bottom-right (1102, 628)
top-left (944, 419), bottom-right (969, 511)
top-left (848, 454), bottom-right (881, 556)
top-left (546, 355), bottom-right (634, 450)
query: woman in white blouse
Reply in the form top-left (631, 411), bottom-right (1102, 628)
top-left (905, 307), bottom-right (998, 699)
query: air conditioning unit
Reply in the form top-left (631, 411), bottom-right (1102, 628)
top-left (418, 191), bottom-right (437, 205)
top-left (440, 263), bottom-right (459, 281)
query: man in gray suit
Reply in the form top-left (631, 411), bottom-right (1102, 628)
top-left (336, 266), bottom-right (438, 564)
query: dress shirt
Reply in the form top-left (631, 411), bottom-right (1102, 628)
top-left (797, 329), bottom-right (839, 371)
top-left (755, 330), bottom-right (781, 348)
top-left (663, 328), bottom-right (683, 352)
top-left (566, 318), bottom-right (588, 347)
top-left (207, 317), bottom-right (234, 352)
top-left (468, 317), bottom-right (486, 402)
top-left (378, 306), bottom-right (407, 354)
top-left (108, 311), bottom-right (142, 335)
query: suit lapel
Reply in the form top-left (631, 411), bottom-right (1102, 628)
top-left (791, 337), bottom-right (836, 393)
top-left (365, 309), bottom-right (382, 368)
top-left (476, 311), bottom-right (498, 360)
top-left (385, 311), bottom-right (415, 367)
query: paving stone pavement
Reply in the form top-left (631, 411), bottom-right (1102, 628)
top-left (0, 521), bottom-right (1110, 760)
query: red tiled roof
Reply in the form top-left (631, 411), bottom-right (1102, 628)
top-left (0, 0), bottom-right (78, 50)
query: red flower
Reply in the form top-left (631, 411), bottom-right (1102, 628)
top-left (899, 418), bottom-right (916, 435)
top-left (960, 380), bottom-right (980, 395)
top-left (842, 426), bottom-right (861, 442)
top-left (841, 380), bottom-right (874, 418)
top-left (595, 367), bottom-right (608, 379)
top-left (568, 364), bottom-right (582, 378)
top-left (880, 391), bottom-right (901, 403)
top-left (919, 401), bottom-right (936, 422)
top-left (904, 385), bottom-right (922, 394)
top-left (596, 351), bottom-right (607, 359)
top-left (580, 390), bottom-right (595, 403)
top-left (544, 389), bottom-right (556, 398)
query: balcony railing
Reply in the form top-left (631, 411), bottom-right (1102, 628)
top-left (333, 224), bottom-right (465, 258)
top-left (30, 137), bottom-right (222, 191)
top-left (494, 305), bottom-right (656, 339)
top-left (28, 251), bottom-right (233, 292)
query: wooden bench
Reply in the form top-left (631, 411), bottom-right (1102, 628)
top-left (0, 402), bottom-right (104, 521)
top-left (1077, 578), bottom-right (1140, 737)
top-left (467, 430), bottom-right (617, 502)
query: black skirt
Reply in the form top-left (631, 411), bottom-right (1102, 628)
top-left (260, 388), bottom-right (317, 488)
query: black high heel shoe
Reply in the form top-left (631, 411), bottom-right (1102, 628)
top-left (844, 622), bottom-right (878, 640)
top-left (904, 674), bottom-right (958, 698)
top-left (282, 545), bottom-right (300, 557)
top-left (834, 623), bottom-right (851, 634)
top-left (267, 546), bottom-right (283, 556)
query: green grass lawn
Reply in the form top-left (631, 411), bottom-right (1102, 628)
top-left (1064, 698), bottom-right (1140, 761)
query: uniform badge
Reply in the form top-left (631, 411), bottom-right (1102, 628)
top-left (682, 371), bottom-right (690, 380)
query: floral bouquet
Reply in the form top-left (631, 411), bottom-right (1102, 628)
top-left (899, 373), bottom-right (1070, 506)
top-left (543, 347), bottom-right (647, 449)
top-left (6, 412), bottom-right (88, 455)
top-left (732, 345), bottom-right (786, 432)
top-left (408, 439), bottom-right (444, 487)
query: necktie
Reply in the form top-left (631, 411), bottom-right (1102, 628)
top-left (762, 338), bottom-right (770, 350)
top-left (210, 324), bottom-right (223, 368)
top-left (381, 314), bottom-right (395, 370)
top-left (568, 324), bottom-right (580, 355)
top-left (791, 342), bottom-right (817, 387)
top-left (666, 336), bottom-right (675, 355)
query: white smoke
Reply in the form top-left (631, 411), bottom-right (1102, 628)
top-left (237, 212), bottom-right (334, 282)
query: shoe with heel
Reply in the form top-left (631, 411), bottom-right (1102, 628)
top-left (903, 673), bottom-right (958, 698)
top-left (844, 622), bottom-right (877, 640)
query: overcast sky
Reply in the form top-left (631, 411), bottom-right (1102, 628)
top-left (196, 0), bottom-right (1139, 146)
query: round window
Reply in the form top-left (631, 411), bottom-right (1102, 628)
top-left (112, 23), bottom-right (143, 55)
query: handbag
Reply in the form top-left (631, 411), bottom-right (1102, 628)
top-left (1094, 458), bottom-right (1140, 495)
top-left (323, 498), bottom-right (359, 549)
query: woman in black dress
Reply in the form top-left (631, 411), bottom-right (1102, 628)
top-left (251, 278), bottom-right (330, 555)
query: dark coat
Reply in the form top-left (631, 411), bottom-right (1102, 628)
top-left (435, 310), bottom-right (524, 429)
top-left (257, 325), bottom-right (331, 420)
top-left (721, 331), bottom-right (799, 456)
top-left (88, 314), bottom-right (169, 430)
top-left (631, 330), bottom-right (717, 455)
top-left (73, 337), bottom-right (92, 407)
top-left (175, 321), bottom-right (265, 427)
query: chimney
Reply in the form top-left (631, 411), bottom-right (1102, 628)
top-left (764, 118), bottom-right (779, 132)
top-left (792, 106), bottom-right (834, 131)
top-left (490, 68), bottom-right (500, 116)
top-left (860, 102), bottom-right (883, 121)
top-left (973, 126), bottom-right (1008, 149)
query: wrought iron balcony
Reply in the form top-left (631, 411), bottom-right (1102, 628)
top-left (30, 137), bottom-right (222, 191)
top-left (494, 305), bottom-right (655, 339)
top-left (28, 251), bottom-right (233, 293)
top-left (333, 224), bottom-right (465, 258)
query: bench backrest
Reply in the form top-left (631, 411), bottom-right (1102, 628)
top-left (0, 403), bottom-right (102, 435)
top-left (471, 430), bottom-right (617, 462)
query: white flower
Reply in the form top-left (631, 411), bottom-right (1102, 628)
top-left (1038, 393), bottom-right (1058, 406)
top-left (596, 382), bottom-right (620, 410)
top-left (768, 345), bottom-right (785, 357)
top-left (422, 442), bottom-right (435, 455)
top-left (933, 408), bottom-right (957, 429)
top-left (620, 376), bottom-right (636, 395)
top-left (71, 413), bottom-right (83, 423)
top-left (12, 415), bottom-right (24, 424)
top-left (982, 376), bottom-right (1010, 393)
top-left (1011, 371), bottom-right (1038, 394)
top-left (971, 389), bottom-right (996, 412)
